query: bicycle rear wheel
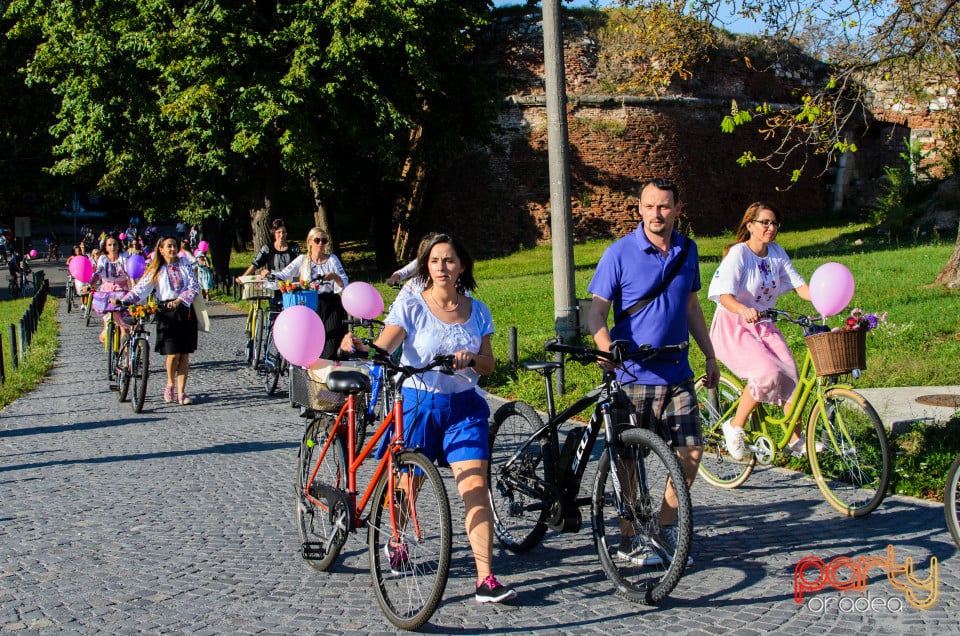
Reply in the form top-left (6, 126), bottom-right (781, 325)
top-left (132, 338), bottom-right (149, 413)
top-left (695, 374), bottom-right (757, 488)
top-left (593, 427), bottom-right (692, 605)
top-left (488, 400), bottom-right (549, 553)
top-left (806, 387), bottom-right (890, 517)
top-left (296, 414), bottom-right (349, 571)
top-left (944, 453), bottom-right (960, 549)
top-left (368, 450), bottom-right (451, 631)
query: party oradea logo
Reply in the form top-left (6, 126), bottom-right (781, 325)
top-left (794, 544), bottom-right (938, 611)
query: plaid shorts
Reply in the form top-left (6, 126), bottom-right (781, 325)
top-left (622, 378), bottom-right (702, 448)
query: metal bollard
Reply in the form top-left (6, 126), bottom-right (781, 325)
top-left (509, 326), bottom-right (518, 374)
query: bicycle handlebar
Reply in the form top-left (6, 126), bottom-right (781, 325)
top-left (358, 338), bottom-right (474, 378)
top-left (758, 309), bottom-right (830, 334)
top-left (543, 337), bottom-right (688, 366)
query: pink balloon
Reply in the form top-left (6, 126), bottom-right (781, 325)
top-left (809, 262), bottom-right (855, 317)
top-left (273, 305), bottom-right (326, 368)
top-left (28, 249), bottom-right (37, 258)
top-left (69, 255), bottom-right (94, 283)
top-left (119, 232), bottom-right (126, 240)
top-left (125, 254), bottom-right (146, 279)
top-left (341, 282), bottom-right (384, 320)
top-left (197, 240), bottom-right (209, 252)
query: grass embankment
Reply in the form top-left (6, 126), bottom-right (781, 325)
top-left (0, 295), bottom-right (59, 410)
top-left (220, 217), bottom-right (960, 500)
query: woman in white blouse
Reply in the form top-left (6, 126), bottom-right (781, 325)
top-left (275, 227), bottom-right (348, 358)
top-left (122, 236), bottom-right (201, 406)
top-left (707, 202), bottom-right (813, 460)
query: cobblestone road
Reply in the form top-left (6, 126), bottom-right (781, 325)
top-left (1, 263), bottom-right (958, 634)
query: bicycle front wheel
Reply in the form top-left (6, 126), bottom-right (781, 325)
top-left (488, 400), bottom-right (549, 553)
top-left (695, 374), bottom-right (757, 488)
top-left (807, 387), bottom-right (891, 517)
top-left (593, 427), bottom-right (692, 605)
top-left (132, 338), bottom-right (149, 413)
top-left (105, 322), bottom-right (116, 382)
top-left (66, 285), bottom-right (74, 313)
top-left (85, 297), bottom-right (94, 326)
top-left (117, 342), bottom-right (131, 402)
top-left (251, 308), bottom-right (265, 369)
top-left (262, 337), bottom-right (281, 395)
top-left (296, 415), bottom-right (349, 571)
top-left (368, 450), bottom-right (451, 631)
top-left (944, 453), bottom-right (960, 549)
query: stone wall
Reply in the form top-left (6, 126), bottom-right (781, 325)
top-left (418, 10), bottom-right (951, 257)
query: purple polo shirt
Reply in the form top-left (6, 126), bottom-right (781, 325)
top-left (587, 224), bottom-right (700, 385)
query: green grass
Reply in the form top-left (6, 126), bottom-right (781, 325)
top-left (0, 295), bottom-right (59, 409)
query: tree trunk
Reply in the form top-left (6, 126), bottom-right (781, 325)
top-left (934, 226), bottom-right (960, 289)
top-left (203, 215), bottom-right (235, 284)
top-left (390, 125), bottom-right (429, 265)
top-left (309, 174), bottom-right (336, 250)
top-left (249, 157), bottom-right (279, 253)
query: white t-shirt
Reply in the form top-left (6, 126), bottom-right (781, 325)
top-left (708, 242), bottom-right (806, 311)
top-left (386, 294), bottom-right (493, 394)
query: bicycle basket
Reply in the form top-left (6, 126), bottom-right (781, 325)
top-left (282, 289), bottom-right (319, 311)
top-left (290, 363), bottom-right (371, 413)
top-left (804, 329), bottom-right (866, 377)
top-left (240, 276), bottom-right (272, 301)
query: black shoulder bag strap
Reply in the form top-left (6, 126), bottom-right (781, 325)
top-left (613, 236), bottom-right (691, 327)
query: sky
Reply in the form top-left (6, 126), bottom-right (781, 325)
top-left (490, 0), bottom-right (765, 35)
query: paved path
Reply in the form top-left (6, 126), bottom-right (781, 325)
top-left (1, 262), bottom-right (958, 634)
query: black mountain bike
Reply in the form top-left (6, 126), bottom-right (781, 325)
top-left (488, 338), bottom-right (693, 604)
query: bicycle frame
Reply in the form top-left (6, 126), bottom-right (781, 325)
top-left (302, 379), bottom-right (415, 537)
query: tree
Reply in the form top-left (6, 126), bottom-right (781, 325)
top-left (613, 0), bottom-right (959, 286)
top-left (6, 0), bottom-right (497, 278)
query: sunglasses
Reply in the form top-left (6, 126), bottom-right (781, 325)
top-left (752, 219), bottom-right (781, 228)
top-left (312, 237), bottom-right (328, 245)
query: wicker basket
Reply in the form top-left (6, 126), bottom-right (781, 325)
top-left (804, 329), bottom-right (867, 377)
top-left (289, 362), bottom-right (370, 413)
top-left (239, 276), bottom-right (273, 301)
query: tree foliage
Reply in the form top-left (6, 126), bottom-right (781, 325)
top-left (4, 0), bottom-right (496, 274)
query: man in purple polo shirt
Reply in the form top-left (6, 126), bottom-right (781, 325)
top-left (587, 177), bottom-right (719, 566)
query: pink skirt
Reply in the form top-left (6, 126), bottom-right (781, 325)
top-left (710, 307), bottom-right (798, 406)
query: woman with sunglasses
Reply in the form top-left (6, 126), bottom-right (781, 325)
top-left (707, 202), bottom-right (814, 460)
top-left (88, 235), bottom-right (131, 343)
top-left (121, 236), bottom-right (201, 405)
top-left (274, 227), bottom-right (349, 358)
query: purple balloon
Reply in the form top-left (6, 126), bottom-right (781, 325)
top-left (809, 262), bottom-right (855, 317)
top-left (341, 282), bottom-right (385, 320)
top-left (273, 305), bottom-right (326, 368)
top-left (126, 254), bottom-right (146, 279)
top-left (69, 256), bottom-right (94, 283)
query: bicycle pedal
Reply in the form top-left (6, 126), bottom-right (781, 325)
top-left (301, 542), bottom-right (326, 560)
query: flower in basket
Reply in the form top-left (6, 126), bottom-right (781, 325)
top-left (835, 308), bottom-right (887, 332)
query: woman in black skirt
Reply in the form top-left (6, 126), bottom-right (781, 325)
top-left (122, 236), bottom-right (201, 405)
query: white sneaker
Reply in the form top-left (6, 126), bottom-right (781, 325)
top-left (617, 536), bottom-right (663, 566)
top-left (722, 421), bottom-right (746, 460)
top-left (788, 436), bottom-right (826, 456)
top-left (660, 525), bottom-right (694, 566)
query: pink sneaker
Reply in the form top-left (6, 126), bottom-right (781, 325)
top-left (163, 385), bottom-right (175, 403)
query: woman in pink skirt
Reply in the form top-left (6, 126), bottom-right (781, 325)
top-left (707, 202), bottom-right (813, 460)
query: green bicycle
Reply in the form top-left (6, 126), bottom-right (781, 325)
top-left (695, 308), bottom-right (891, 518)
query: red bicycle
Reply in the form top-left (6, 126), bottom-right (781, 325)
top-left (295, 341), bottom-right (455, 630)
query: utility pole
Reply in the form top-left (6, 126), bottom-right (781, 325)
top-left (542, 0), bottom-right (578, 393)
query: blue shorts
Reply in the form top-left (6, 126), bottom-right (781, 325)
top-left (396, 387), bottom-right (491, 466)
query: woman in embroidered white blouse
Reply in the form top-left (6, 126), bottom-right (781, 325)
top-left (122, 236), bottom-right (201, 406)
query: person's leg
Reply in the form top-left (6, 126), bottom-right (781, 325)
top-left (176, 354), bottom-right (190, 402)
top-left (451, 459), bottom-right (493, 583)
